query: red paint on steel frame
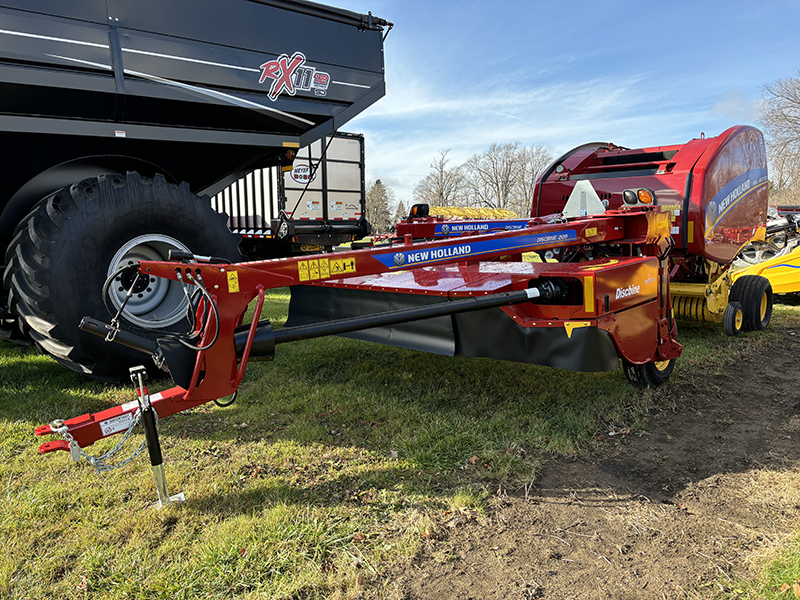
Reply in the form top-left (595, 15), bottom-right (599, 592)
top-left (36, 208), bottom-right (678, 452)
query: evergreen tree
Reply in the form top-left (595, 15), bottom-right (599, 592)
top-left (365, 179), bottom-right (394, 233)
top-left (393, 200), bottom-right (407, 225)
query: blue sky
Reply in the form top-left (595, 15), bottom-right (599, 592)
top-left (333, 0), bottom-right (800, 208)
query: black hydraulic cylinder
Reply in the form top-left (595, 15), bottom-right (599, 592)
top-left (271, 287), bottom-right (542, 345)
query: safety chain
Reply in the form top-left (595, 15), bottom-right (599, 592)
top-left (49, 408), bottom-right (154, 473)
top-left (105, 268), bottom-right (142, 342)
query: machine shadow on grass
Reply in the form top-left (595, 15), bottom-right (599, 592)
top-left (202, 313), bottom-right (797, 516)
top-left (3, 309), bottom-right (797, 519)
top-left (0, 341), bottom-right (118, 422)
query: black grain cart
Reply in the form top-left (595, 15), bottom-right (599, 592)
top-left (0, 0), bottom-right (389, 380)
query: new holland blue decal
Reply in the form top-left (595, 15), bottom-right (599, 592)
top-left (704, 168), bottom-right (768, 241)
top-left (434, 221), bottom-right (530, 236)
top-left (375, 230), bottom-right (578, 269)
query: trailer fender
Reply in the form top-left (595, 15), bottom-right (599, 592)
top-left (0, 156), bottom-right (173, 240)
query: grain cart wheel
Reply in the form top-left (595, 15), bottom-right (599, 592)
top-left (623, 359), bottom-right (675, 387)
top-left (722, 301), bottom-right (744, 336)
top-left (3, 172), bottom-right (241, 381)
top-left (1, 198), bottom-right (52, 343)
top-left (729, 275), bottom-right (772, 331)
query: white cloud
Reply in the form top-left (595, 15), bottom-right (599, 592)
top-left (332, 0), bottom-right (793, 209)
top-left (349, 69), bottom-right (719, 203)
top-left (711, 90), bottom-right (760, 122)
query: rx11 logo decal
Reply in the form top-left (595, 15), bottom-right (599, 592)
top-left (259, 51), bottom-right (330, 101)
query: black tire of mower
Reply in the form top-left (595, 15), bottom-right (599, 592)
top-left (622, 358), bottom-right (675, 387)
top-left (729, 275), bottom-right (772, 331)
top-left (3, 172), bottom-right (242, 381)
top-left (722, 300), bottom-right (744, 336)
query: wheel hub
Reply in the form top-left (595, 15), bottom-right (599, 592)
top-left (119, 268), bottom-right (150, 295)
top-left (107, 234), bottom-right (192, 328)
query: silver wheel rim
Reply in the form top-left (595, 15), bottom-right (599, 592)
top-left (107, 234), bottom-right (191, 328)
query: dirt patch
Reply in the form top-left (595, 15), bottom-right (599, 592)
top-left (384, 322), bottom-right (800, 599)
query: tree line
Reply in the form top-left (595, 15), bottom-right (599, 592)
top-left (366, 142), bottom-right (553, 232)
top-left (366, 69), bottom-right (800, 233)
top-left (412, 142), bottom-right (553, 217)
top-left (761, 70), bottom-right (800, 206)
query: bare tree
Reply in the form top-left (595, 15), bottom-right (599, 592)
top-left (365, 179), bottom-right (394, 233)
top-left (514, 144), bottom-right (554, 216)
top-left (462, 142), bottom-right (553, 215)
top-left (760, 71), bottom-right (800, 205)
top-left (413, 143), bottom-right (554, 215)
top-left (463, 142), bottom-right (521, 210)
top-left (412, 150), bottom-right (466, 207)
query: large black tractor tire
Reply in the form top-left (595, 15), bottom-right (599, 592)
top-left (1, 198), bottom-right (51, 343)
top-left (3, 172), bottom-right (241, 381)
top-left (729, 275), bottom-right (772, 332)
top-left (0, 288), bottom-right (31, 343)
top-left (623, 358), bottom-right (675, 387)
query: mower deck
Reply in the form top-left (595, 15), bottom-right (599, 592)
top-left (287, 255), bottom-right (665, 371)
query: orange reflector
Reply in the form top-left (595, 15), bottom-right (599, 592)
top-left (637, 189), bottom-right (654, 204)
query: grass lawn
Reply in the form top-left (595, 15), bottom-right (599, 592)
top-left (1, 289), bottom-right (798, 599)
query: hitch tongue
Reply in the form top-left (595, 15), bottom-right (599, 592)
top-left (130, 366), bottom-right (185, 508)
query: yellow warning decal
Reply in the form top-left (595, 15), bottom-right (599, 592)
top-left (309, 259), bottom-right (320, 280)
top-left (329, 257), bottom-right (356, 276)
top-left (660, 204), bottom-right (680, 221)
top-left (227, 271), bottom-right (240, 293)
top-left (584, 276), bottom-right (595, 313)
top-left (585, 227), bottom-right (598, 238)
top-left (320, 258), bottom-right (330, 279)
top-left (298, 261), bottom-right (309, 282)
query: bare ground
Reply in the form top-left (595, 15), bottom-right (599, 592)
top-left (383, 320), bottom-right (800, 599)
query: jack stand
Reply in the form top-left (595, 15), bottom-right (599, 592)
top-left (130, 366), bottom-right (186, 508)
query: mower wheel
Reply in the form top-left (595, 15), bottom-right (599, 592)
top-left (729, 275), bottom-right (772, 331)
top-left (722, 301), bottom-right (744, 336)
top-left (623, 358), bottom-right (675, 387)
top-left (3, 172), bottom-right (241, 381)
